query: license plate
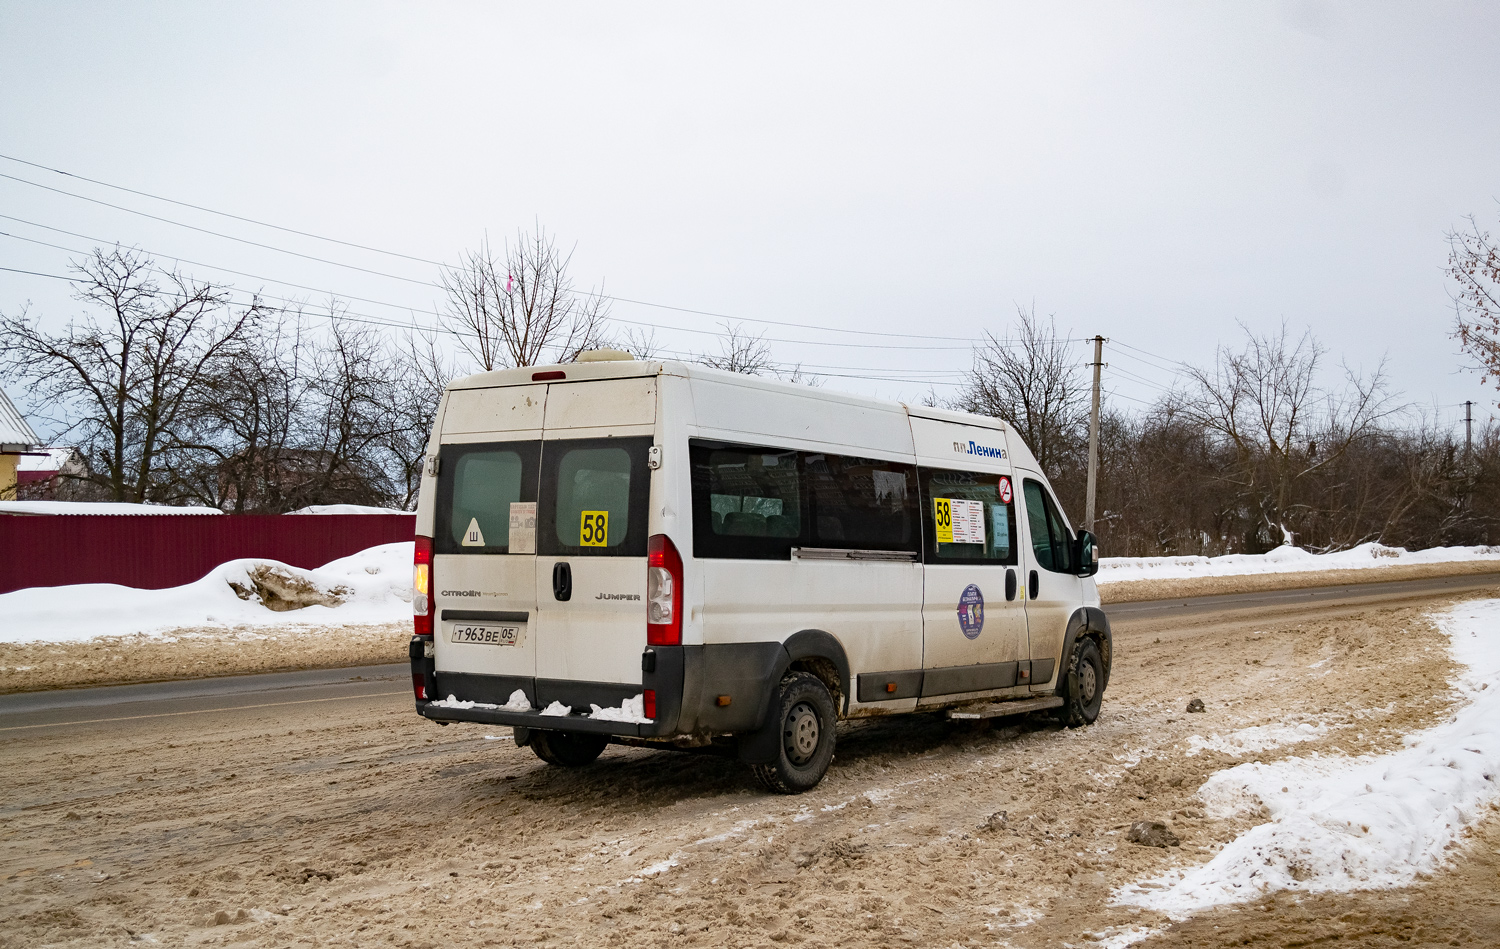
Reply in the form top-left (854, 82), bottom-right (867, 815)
top-left (450, 623), bottom-right (524, 646)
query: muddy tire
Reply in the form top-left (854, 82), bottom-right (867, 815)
top-left (530, 730), bottom-right (609, 767)
top-left (750, 672), bottom-right (837, 794)
top-left (1057, 637), bottom-right (1105, 728)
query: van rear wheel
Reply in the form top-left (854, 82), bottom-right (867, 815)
top-left (531, 730), bottom-right (609, 767)
top-left (750, 672), bottom-right (837, 794)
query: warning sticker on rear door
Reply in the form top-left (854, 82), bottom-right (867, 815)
top-left (934, 498), bottom-right (986, 545)
top-left (461, 517), bottom-right (486, 547)
top-left (508, 502), bottom-right (536, 554)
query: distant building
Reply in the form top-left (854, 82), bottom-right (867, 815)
top-left (0, 387), bottom-right (42, 501)
top-left (15, 447), bottom-right (87, 500)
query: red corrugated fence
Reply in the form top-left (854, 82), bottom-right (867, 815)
top-left (0, 514), bottom-right (415, 594)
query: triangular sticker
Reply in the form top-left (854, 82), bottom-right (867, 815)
top-left (461, 517), bottom-right (485, 547)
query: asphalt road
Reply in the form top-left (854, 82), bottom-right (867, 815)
top-left (4, 571), bottom-right (1497, 733)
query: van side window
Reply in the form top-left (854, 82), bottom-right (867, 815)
top-left (919, 468), bottom-right (1018, 565)
top-left (804, 454), bottom-right (918, 549)
top-left (691, 441), bottom-right (804, 559)
top-left (1022, 478), bottom-right (1075, 573)
top-left (690, 439), bottom-right (920, 559)
top-left (434, 441), bottom-right (540, 554)
top-left (537, 437), bottom-right (652, 557)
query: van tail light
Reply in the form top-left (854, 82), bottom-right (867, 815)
top-left (412, 674), bottom-right (430, 701)
top-left (643, 689), bottom-right (657, 720)
top-left (413, 535), bottom-right (433, 638)
top-left (646, 534), bottom-right (682, 646)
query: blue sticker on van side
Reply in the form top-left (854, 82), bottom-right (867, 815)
top-left (957, 583), bottom-right (985, 640)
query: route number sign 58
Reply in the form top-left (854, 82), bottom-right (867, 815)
top-left (579, 510), bottom-right (609, 547)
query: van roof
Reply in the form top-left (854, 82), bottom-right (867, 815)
top-left (445, 359), bottom-right (1009, 435)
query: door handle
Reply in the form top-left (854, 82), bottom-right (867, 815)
top-left (552, 561), bottom-right (572, 601)
top-left (1029, 570), bottom-right (1039, 601)
top-left (1005, 568), bottom-right (1017, 602)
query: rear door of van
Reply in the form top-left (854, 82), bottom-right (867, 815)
top-left (431, 384), bottom-right (548, 704)
top-left (532, 377), bottom-right (658, 712)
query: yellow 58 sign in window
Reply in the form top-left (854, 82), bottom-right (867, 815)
top-left (933, 497), bottom-right (986, 545)
top-left (579, 510), bottom-right (609, 547)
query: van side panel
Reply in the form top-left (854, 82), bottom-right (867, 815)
top-left (909, 417), bottom-right (1034, 705)
top-left (688, 376), bottom-right (914, 457)
top-left (688, 376), bottom-right (923, 717)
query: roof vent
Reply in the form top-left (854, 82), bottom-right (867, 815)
top-left (575, 348), bottom-right (636, 363)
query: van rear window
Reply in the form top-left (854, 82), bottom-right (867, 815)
top-left (537, 437), bottom-right (652, 557)
top-left (435, 441), bottom-right (541, 554)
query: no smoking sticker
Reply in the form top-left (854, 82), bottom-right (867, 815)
top-left (998, 476), bottom-right (1013, 505)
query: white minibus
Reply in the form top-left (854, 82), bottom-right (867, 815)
top-left (409, 353), bottom-right (1109, 792)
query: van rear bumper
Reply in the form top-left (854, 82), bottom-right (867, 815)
top-left (417, 700), bottom-right (652, 737)
top-left (411, 641), bottom-right (788, 740)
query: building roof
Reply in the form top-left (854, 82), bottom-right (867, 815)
top-left (0, 387), bottom-right (41, 451)
top-left (16, 447), bottom-right (78, 473)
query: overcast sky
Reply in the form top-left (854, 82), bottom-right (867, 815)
top-left (2, 2), bottom-right (1498, 435)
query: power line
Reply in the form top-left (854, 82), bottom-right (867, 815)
top-left (0, 262), bottom-right (974, 386)
top-left (0, 171), bottom-right (442, 289)
top-left (0, 151), bottom-right (449, 267)
top-left (0, 155), bottom-right (995, 344)
top-left (0, 215), bottom-right (989, 351)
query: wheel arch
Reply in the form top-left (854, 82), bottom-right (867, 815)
top-left (1058, 607), bottom-right (1112, 693)
top-left (779, 628), bottom-right (851, 717)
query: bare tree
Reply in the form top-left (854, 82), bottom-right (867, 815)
top-left (386, 326), bottom-right (456, 510)
top-left (616, 325), bottom-right (664, 360)
top-left (0, 247), bottom-right (266, 503)
top-left (1176, 322), bottom-right (1394, 550)
top-left (1448, 211), bottom-right (1500, 400)
top-left (439, 230), bottom-right (611, 371)
top-left (952, 304), bottom-right (1086, 477)
top-left (177, 310), bottom-right (308, 511)
top-left (696, 322), bottom-right (777, 375)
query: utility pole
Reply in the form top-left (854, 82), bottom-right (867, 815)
top-left (1465, 400), bottom-right (1473, 461)
top-left (1084, 335), bottom-right (1105, 532)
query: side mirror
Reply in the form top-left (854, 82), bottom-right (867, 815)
top-left (1074, 530), bottom-right (1099, 578)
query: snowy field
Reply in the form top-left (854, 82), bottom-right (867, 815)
top-left (2, 541), bottom-right (1498, 645)
top-left (1104, 598), bottom-right (1500, 945)
top-left (0, 543), bottom-right (414, 644)
top-left (1100, 541), bottom-right (1500, 583)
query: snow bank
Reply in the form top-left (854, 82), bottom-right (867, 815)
top-left (1117, 598), bottom-right (1500, 913)
top-left (0, 500), bottom-right (223, 515)
top-left (287, 504), bottom-right (408, 515)
top-left (1098, 542), bottom-right (1500, 585)
top-left (0, 543), bottom-right (414, 643)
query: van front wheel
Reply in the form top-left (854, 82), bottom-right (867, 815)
top-left (750, 673), bottom-right (837, 794)
top-left (531, 730), bottom-right (609, 767)
top-left (1057, 637), bottom-right (1105, 728)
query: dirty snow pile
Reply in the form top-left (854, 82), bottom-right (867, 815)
top-left (1098, 542), bottom-right (1500, 585)
top-left (0, 542), bottom-right (414, 644)
top-left (0, 500), bottom-right (223, 515)
top-left (1117, 598), bottom-right (1500, 914)
top-left (428, 692), bottom-right (653, 724)
top-left (429, 690), bottom-right (532, 712)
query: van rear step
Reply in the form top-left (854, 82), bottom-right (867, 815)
top-left (947, 696), bottom-right (1064, 720)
